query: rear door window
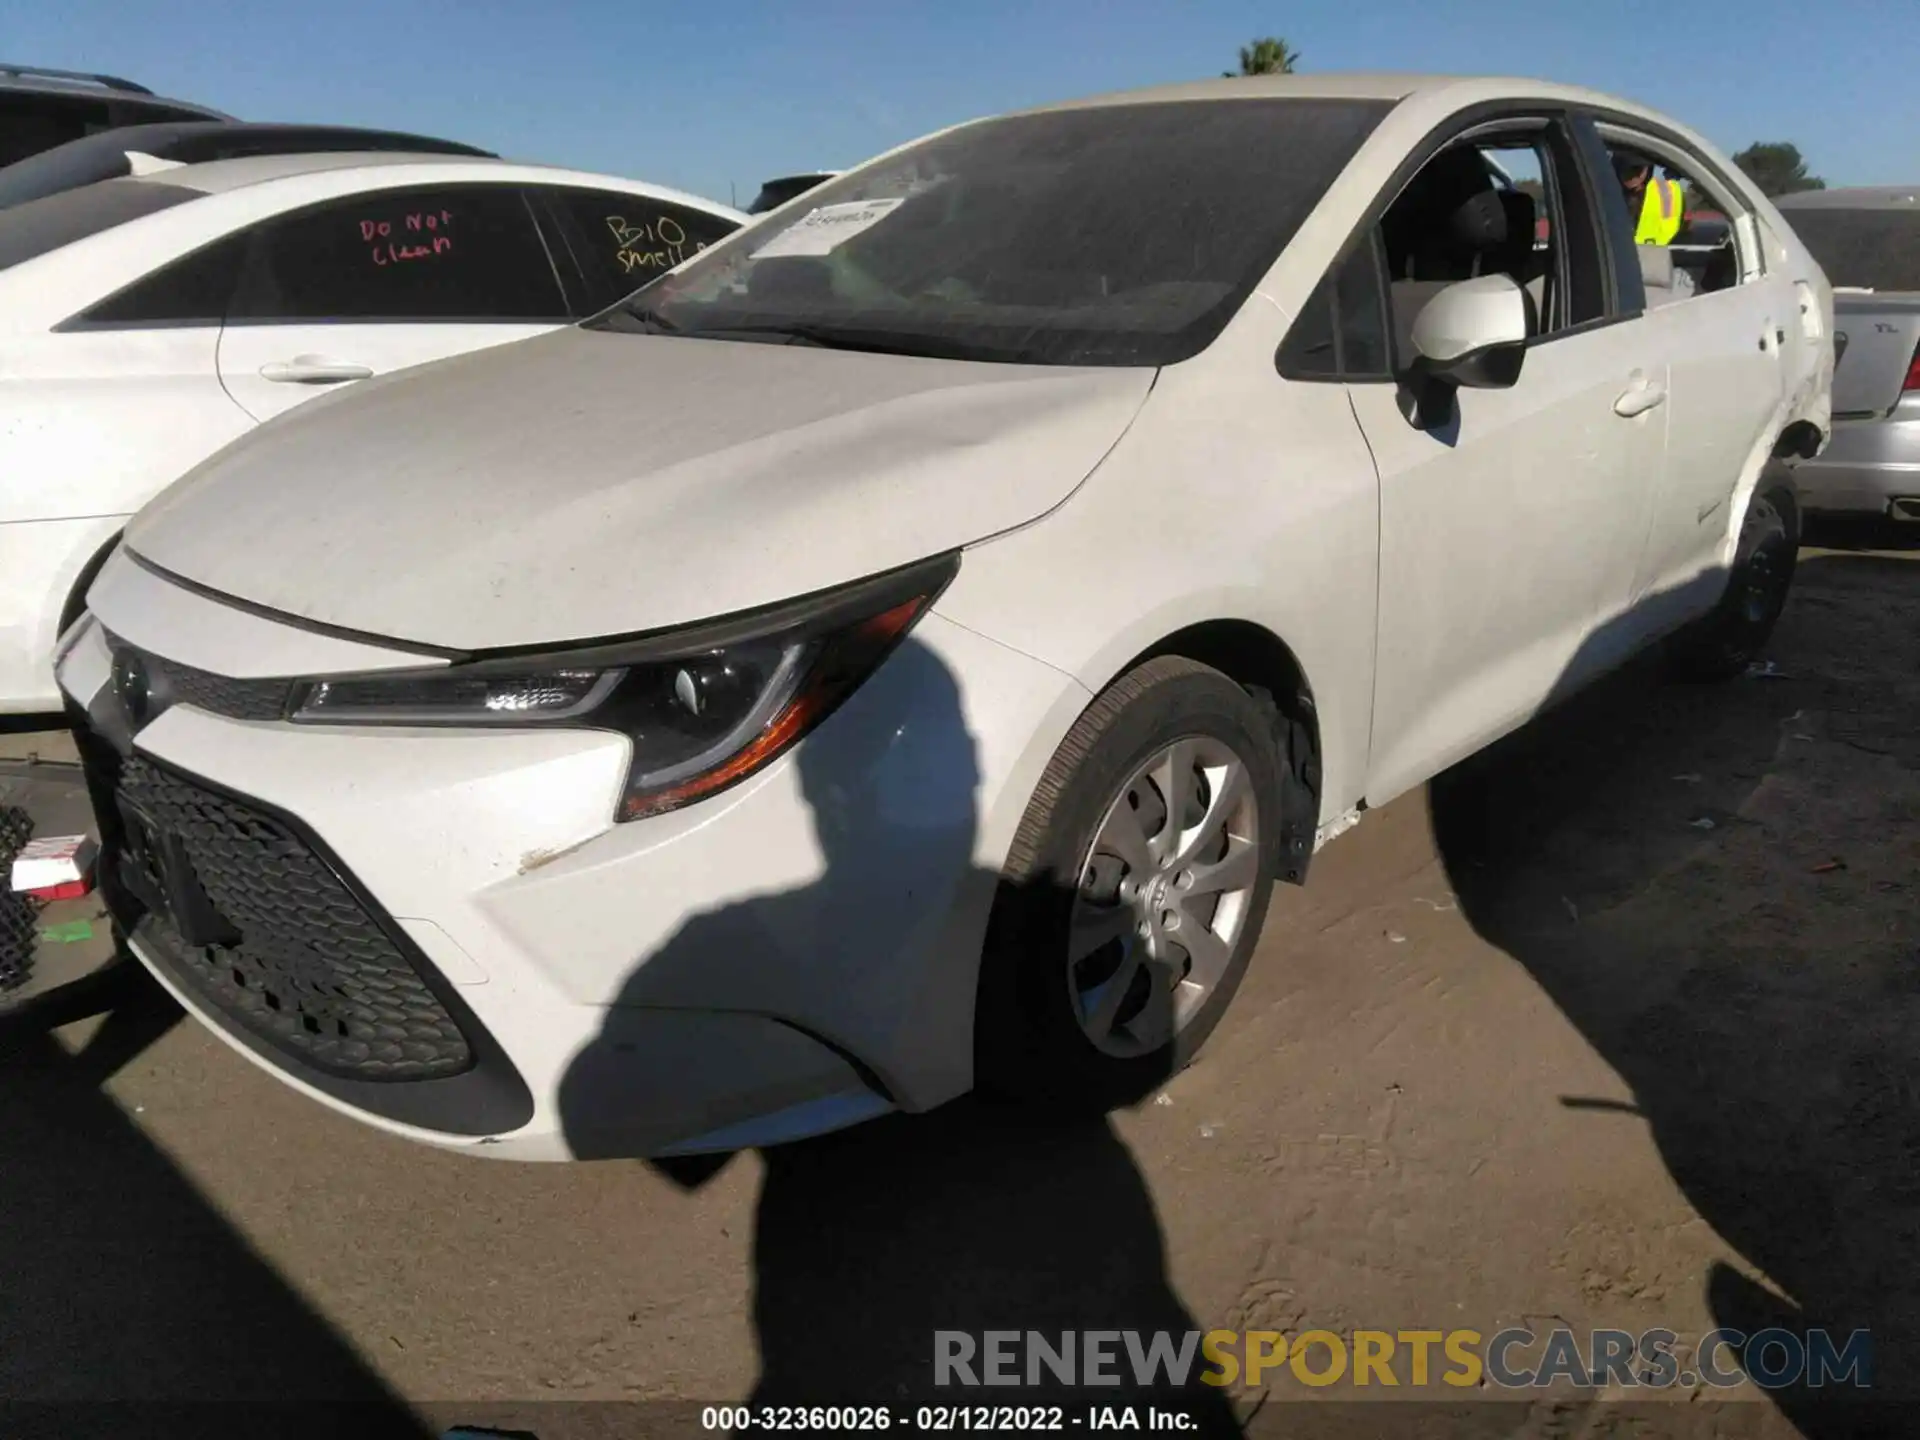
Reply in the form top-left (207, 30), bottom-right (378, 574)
top-left (226, 183), bottom-right (569, 323)
top-left (1589, 124), bottom-right (1765, 302)
top-left (76, 232), bottom-right (248, 326)
top-left (537, 187), bottom-right (741, 314)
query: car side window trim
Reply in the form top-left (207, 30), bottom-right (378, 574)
top-left (523, 186), bottom-right (578, 317)
top-left (1339, 228), bottom-right (1393, 381)
top-left (220, 183), bottom-right (573, 328)
top-left (1518, 116), bottom-right (1612, 342)
top-left (525, 188), bottom-right (594, 317)
top-left (1581, 109), bottom-right (1766, 235)
top-left (1567, 112), bottom-right (1648, 320)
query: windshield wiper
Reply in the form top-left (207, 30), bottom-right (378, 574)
top-left (593, 304), bottom-right (683, 336)
top-left (671, 323), bottom-right (1022, 363)
top-left (592, 309), bottom-right (1032, 364)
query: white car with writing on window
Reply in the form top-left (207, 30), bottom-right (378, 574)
top-left (0, 150), bottom-right (742, 713)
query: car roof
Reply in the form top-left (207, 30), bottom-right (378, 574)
top-left (1016, 71), bottom-right (1659, 118)
top-left (123, 150), bottom-right (740, 216)
top-left (0, 122), bottom-right (497, 209)
top-left (1775, 186), bottom-right (1919, 211)
top-left (157, 150), bottom-right (511, 191)
top-left (0, 61), bottom-right (228, 120)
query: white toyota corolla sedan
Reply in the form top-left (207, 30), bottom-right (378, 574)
top-left (57, 75), bottom-right (1833, 1160)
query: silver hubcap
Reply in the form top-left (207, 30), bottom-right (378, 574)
top-left (1068, 737), bottom-right (1261, 1057)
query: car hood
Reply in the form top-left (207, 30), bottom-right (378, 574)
top-left (127, 327), bottom-right (1154, 651)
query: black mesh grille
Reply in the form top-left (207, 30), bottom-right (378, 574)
top-left (102, 631), bottom-right (292, 722)
top-left (113, 755), bottom-right (474, 1081)
top-left (156, 659), bottom-right (292, 722)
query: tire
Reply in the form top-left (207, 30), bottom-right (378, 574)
top-left (1666, 486), bottom-right (1798, 683)
top-left (974, 656), bottom-right (1289, 1109)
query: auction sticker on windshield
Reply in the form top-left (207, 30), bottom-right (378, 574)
top-left (749, 198), bottom-right (904, 258)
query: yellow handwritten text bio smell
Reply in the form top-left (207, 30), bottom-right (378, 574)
top-left (605, 213), bottom-right (697, 275)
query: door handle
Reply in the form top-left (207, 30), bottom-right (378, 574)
top-left (1613, 377), bottom-right (1667, 418)
top-left (259, 356), bottom-right (374, 385)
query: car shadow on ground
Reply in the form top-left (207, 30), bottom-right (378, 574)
top-left (1803, 514), bottom-right (1920, 553)
top-left (559, 640), bottom-right (1246, 1433)
top-left (0, 951), bottom-right (430, 1437)
top-left (1429, 548), bottom-right (1920, 1435)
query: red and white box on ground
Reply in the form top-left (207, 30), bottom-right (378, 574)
top-left (9, 834), bottom-right (98, 901)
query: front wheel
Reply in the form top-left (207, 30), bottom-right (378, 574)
top-left (1666, 486), bottom-right (1798, 682)
top-left (974, 656), bottom-right (1288, 1109)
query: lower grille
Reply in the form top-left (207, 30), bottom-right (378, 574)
top-left (111, 754), bottom-right (474, 1082)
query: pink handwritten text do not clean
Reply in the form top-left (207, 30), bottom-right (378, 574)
top-left (360, 210), bottom-right (457, 266)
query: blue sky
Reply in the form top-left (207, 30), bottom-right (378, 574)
top-left (16, 0), bottom-right (1917, 207)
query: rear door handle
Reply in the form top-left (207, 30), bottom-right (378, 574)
top-left (1613, 377), bottom-right (1667, 418)
top-left (259, 356), bottom-right (375, 385)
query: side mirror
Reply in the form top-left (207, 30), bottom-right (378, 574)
top-left (1410, 274), bottom-right (1531, 389)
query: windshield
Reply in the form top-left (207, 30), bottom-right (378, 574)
top-left (1787, 207), bottom-right (1920, 293)
top-left (591, 98), bottom-right (1392, 367)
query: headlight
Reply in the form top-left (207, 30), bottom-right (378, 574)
top-left (290, 554), bottom-right (957, 821)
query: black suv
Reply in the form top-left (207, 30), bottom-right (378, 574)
top-left (0, 62), bottom-right (230, 168)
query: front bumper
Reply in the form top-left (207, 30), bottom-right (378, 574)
top-left (59, 560), bottom-right (1090, 1159)
top-left (1793, 403), bottom-right (1920, 515)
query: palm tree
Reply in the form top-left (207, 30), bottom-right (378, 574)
top-left (1226, 37), bottom-right (1300, 76)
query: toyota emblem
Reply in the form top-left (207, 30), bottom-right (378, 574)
top-left (112, 648), bottom-right (152, 726)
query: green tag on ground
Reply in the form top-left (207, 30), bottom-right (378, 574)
top-left (38, 919), bottom-right (94, 943)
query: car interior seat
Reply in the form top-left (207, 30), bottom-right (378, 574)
top-left (1488, 190), bottom-right (1549, 293)
top-left (1488, 189), bottom-right (1555, 322)
top-left (1383, 147), bottom-right (1538, 368)
top-left (1639, 243), bottom-right (1681, 306)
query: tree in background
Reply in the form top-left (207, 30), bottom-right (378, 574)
top-left (1731, 142), bottom-right (1826, 197)
top-left (1227, 37), bottom-right (1300, 76)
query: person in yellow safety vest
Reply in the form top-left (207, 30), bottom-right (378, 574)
top-left (1613, 154), bottom-right (1684, 245)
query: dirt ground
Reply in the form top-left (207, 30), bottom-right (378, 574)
top-left (1, 522), bottom-right (1915, 1439)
